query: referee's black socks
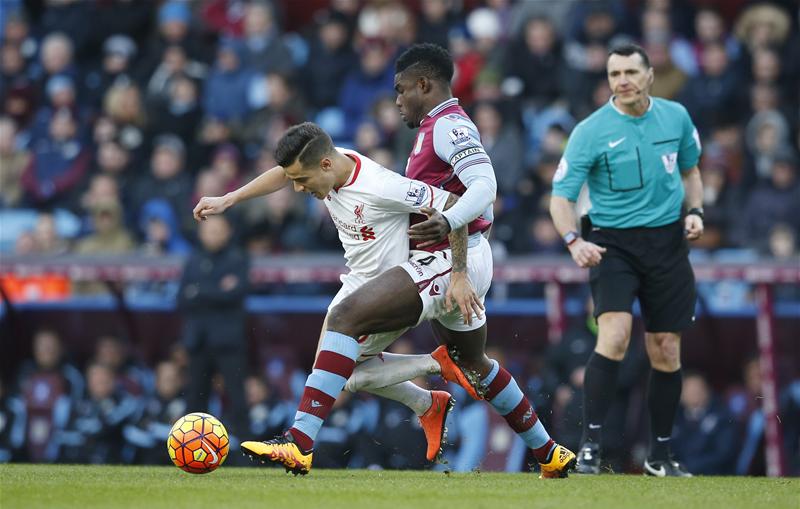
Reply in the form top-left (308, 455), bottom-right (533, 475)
top-left (647, 368), bottom-right (682, 461)
top-left (581, 352), bottom-right (621, 445)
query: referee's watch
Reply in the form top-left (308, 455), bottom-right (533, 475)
top-left (687, 207), bottom-right (705, 220)
top-left (563, 230), bottom-right (580, 247)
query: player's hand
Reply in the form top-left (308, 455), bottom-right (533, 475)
top-left (684, 214), bottom-right (704, 240)
top-left (408, 207), bottom-right (451, 248)
top-left (193, 194), bottom-right (232, 221)
top-left (445, 271), bottom-right (484, 326)
top-left (568, 239), bottom-right (606, 268)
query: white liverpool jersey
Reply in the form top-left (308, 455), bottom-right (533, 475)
top-left (325, 148), bottom-right (451, 280)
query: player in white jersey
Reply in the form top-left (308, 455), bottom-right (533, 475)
top-left (193, 123), bottom-right (485, 471)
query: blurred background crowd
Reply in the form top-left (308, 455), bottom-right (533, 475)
top-left (1, 0), bottom-right (798, 258)
top-left (0, 0), bottom-right (798, 474)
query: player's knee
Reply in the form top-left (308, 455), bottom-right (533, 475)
top-left (651, 333), bottom-right (681, 369)
top-left (596, 329), bottom-right (630, 359)
top-left (327, 300), bottom-right (360, 337)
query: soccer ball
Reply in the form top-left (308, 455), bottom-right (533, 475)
top-left (167, 412), bottom-right (229, 474)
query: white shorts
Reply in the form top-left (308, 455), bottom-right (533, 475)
top-left (399, 234), bottom-right (493, 332)
top-left (329, 272), bottom-right (408, 360)
top-left (328, 235), bottom-right (493, 360)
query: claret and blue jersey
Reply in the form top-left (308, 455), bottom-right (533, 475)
top-left (552, 96), bottom-right (702, 229)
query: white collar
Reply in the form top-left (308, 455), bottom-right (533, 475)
top-left (426, 97), bottom-right (459, 118)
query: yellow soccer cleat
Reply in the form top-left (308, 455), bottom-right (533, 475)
top-left (241, 434), bottom-right (313, 476)
top-left (539, 444), bottom-right (577, 479)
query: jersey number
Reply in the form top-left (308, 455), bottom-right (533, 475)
top-left (416, 255), bottom-right (436, 266)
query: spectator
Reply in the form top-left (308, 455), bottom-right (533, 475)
top-left (337, 38), bottom-right (396, 140)
top-left (240, 72), bottom-right (305, 154)
top-left (0, 379), bottom-right (26, 462)
top-left (145, 44), bottom-right (207, 105)
top-left (16, 328), bottom-right (84, 462)
top-left (30, 74), bottom-right (86, 143)
top-left (504, 15), bottom-right (564, 107)
top-left (56, 362), bottom-right (139, 464)
top-left (178, 214), bottom-right (249, 439)
top-left (31, 32), bottom-right (79, 97)
top-left (646, 41), bottom-right (687, 100)
top-left (672, 371), bottom-right (738, 475)
top-left (138, 198), bottom-right (192, 257)
top-left (148, 73), bottom-right (202, 151)
top-left (124, 360), bottom-right (186, 465)
top-left (640, 7), bottom-right (697, 76)
top-left (139, 0), bottom-right (209, 77)
top-left (83, 35), bottom-right (139, 111)
top-left (73, 198), bottom-right (136, 256)
top-left (678, 42), bottom-right (740, 134)
top-left (767, 223), bottom-right (797, 260)
top-left (0, 40), bottom-right (34, 103)
top-left (691, 7), bottom-right (741, 72)
top-left (0, 115), bottom-right (28, 207)
top-left (20, 108), bottom-right (91, 207)
top-left (736, 151), bottom-right (800, 251)
top-left (202, 39), bottom-right (254, 122)
top-left (84, 139), bottom-right (133, 209)
top-left (129, 134), bottom-right (193, 233)
top-left (38, 0), bottom-right (91, 58)
top-left (301, 11), bottom-right (357, 111)
top-left (14, 211), bottom-right (70, 255)
top-left (244, 375), bottom-right (292, 443)
top-left (93, 334), bottom-right (153, 397)
top-left (472, 101), bottom-right (523, 196)
top-left (744, 110), bottom-right (792, 181)
top-left (240, 1), bottom-right (294, 75)
top-left (103, 83), bottom-right (147, 155)
top-left (416, 0), bottom-right (457, 49)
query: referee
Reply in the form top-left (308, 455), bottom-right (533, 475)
top-left (549, 43), bottom-right (704, 477)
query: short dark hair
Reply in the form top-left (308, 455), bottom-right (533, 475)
top-left (274, 122), bottom-right (334, 168)
top-left (395, 43), bottom-right (454, 84)
top-left (608, 43), bottom-right (651, 69)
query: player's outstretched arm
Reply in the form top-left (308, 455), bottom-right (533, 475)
top-left (192, 165), bottom-right (289, 221)
top-left (549, 195), bottom-right (605, 268)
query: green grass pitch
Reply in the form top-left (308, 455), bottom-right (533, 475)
top-left (1, 464), bottom-right (797, 509)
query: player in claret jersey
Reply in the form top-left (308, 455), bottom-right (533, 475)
top-left (394, 43), bottom-right (576, 477)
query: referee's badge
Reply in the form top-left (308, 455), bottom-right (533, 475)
top-left (554, 157), bottom-right (568, 182)
top-left (661, 152), bottom-right (678, 174)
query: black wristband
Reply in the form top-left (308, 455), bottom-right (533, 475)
top-left (687, 207), bottom-right (704, 220)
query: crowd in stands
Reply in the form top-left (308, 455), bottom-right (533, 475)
top-left (0, 0), bottom-right (798, 260)
top-left (2, 323), bottom-right (799, 474)
top-left (1, 0), bottom-right (799, 474)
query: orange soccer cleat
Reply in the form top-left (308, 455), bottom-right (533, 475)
top-left (418, 390), bottom-right (455, 462)
top-left (432, 345), bottom-right (484, 400)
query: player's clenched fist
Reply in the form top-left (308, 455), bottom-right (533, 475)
top-left (568, 239), bottom-right (606, 268)
top-left (193, 195), bottom-right (232, 221)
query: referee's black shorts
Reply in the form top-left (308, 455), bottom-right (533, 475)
top-left (587, 220), bottom-right (696, 333)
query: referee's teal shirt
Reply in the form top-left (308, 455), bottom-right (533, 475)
top-left (552, 96), bottom-right (701, 228)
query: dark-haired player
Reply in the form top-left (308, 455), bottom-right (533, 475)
top-left (550, 44), bottom-right (704, 477)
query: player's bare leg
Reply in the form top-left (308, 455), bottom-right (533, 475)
top-left (431, 321), bottom-right (577, 478)
top-left (243, 267), bottom-right (452, 472)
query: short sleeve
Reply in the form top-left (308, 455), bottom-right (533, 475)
top-left (374, 169), bottom-right (450, 214)
top-left (552, 123), bottom-right (594, 201)
top-left (678, 106), bottom-right (701, 172)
